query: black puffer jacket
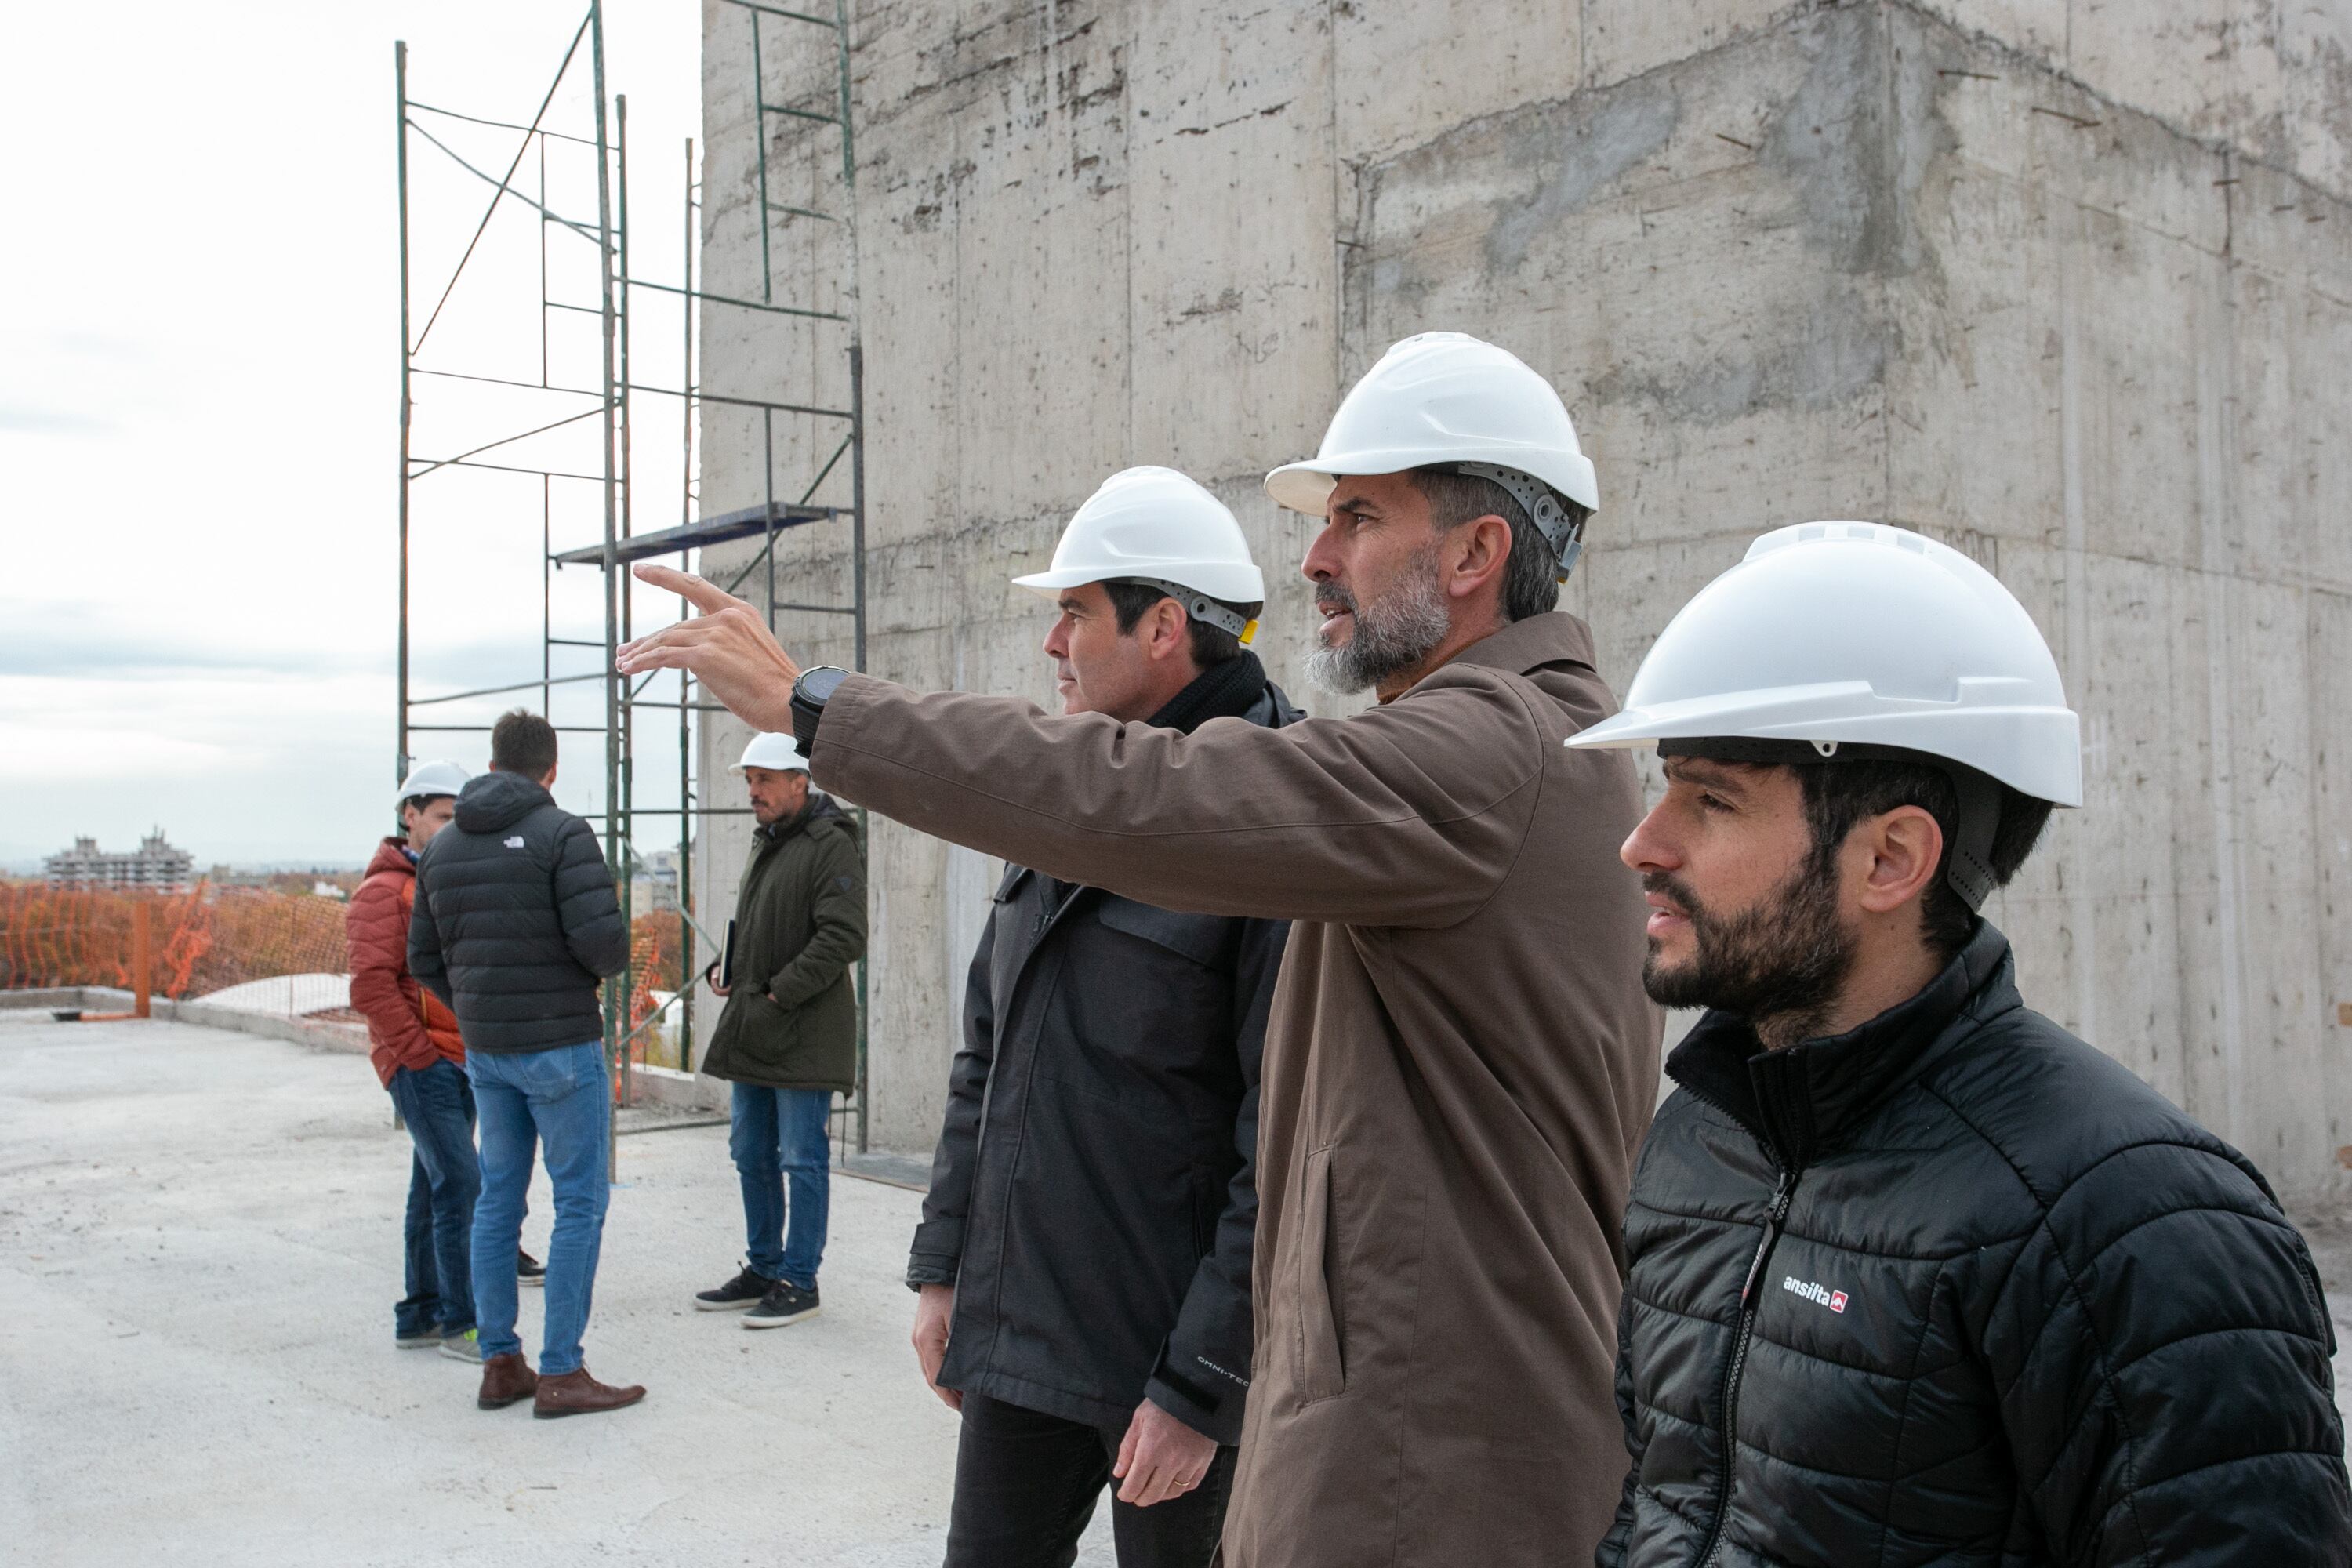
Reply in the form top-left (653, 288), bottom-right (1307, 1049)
top-left (908, 655), bottom-right (1299, 1446)
top-left (1602, 922), bottom-right (2351, 1568)
top-left (409, 771), bottom-right (630, 1054)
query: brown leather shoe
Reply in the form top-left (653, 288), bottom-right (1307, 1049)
top-left (477, 1352), bottom-right (538, 1410)
top-left (532, 1366), bottom-right (646, 1420)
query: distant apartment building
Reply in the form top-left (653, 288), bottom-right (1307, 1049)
top-left (633, 848), bottom-right (682, 913)
top-left (46, 829), bottom-right (197, 894)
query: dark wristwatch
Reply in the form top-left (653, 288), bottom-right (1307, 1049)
top-left (789, 665), bottom-right (854, 756)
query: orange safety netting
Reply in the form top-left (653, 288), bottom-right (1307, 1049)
top-left (7, 879), bottom-right (694, 1075)
top-left (623, 910), bottom-right (688, 1071)
top-left (0, 879), bottom-right (349, 1000)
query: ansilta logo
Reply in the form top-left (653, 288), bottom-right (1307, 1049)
top-left (1783, 1276), bottom-right (1848, 1314)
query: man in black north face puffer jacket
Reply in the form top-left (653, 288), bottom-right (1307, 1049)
top-left (1569, 522), bottom-right (2352, 1566)
top-left (409, 710), bottom-right (641, 1417)
top-left (409, 766), bottom-right (627, 1053)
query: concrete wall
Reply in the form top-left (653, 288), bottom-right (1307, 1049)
top-left (692, 0), bottom-right (2352, 1188)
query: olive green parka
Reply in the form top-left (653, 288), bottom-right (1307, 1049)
top-left (700, 794), bottom-right (866, 1092)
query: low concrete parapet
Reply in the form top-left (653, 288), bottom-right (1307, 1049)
top-left (624, 1062), bottom-right (730, 1113)
top-left (1, 985), bottom-right (370, 1056)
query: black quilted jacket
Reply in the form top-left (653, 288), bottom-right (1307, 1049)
top-left (408, 771), bottom-right (629, 1054)
top-left (1600, 922), bottom-right (2351, 1567)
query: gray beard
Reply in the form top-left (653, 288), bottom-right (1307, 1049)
top-left (1305, 547), bottom-right (1451, 696)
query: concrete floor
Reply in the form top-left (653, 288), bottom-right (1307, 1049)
top-left (0, 1011), bottom-right (1116, 1567)
top-left (5, 1011), bottom-right (2349, 1566)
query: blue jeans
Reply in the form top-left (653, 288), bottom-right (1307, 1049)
top-left (386, 1058), bottom-right (479, 1338)
top-left (466, 1042), bottom-right (610, 1375)
top-left (729, 1084), bottom-right (833, 1288)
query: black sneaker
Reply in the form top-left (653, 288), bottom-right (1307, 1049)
top-left (518, 1250), bottom-right (546, 1287)
top-left (744, 1279), bottom-right (820, 1330)
top-left (694, 1265), bottom-right (775, 1312)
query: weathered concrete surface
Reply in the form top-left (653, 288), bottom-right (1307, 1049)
top-left (0, 1012), bottom-right (1118, 1566)
top-left (1348, 2), bottom-right (2352, 1185)
top-left (2, 984), bottom-right (371, 1056)
top-left (691, 0), bottom-right (2352, 1185)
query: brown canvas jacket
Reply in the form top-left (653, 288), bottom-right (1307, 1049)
top-left (811, 612), bottom-right (1661, 1567)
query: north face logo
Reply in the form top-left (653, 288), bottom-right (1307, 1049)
top-left (1782, 1276), bottom-right (1848, 1313)
top-left (503, 836), bottom-right (526, 849)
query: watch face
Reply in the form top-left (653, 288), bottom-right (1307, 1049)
top-left (800, 666), bottom-right (853, 704)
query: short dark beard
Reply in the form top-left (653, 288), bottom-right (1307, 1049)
top-left (1641, 851), bottom-right (1856, 1048)
top-left (1305, 540), bottom-right (1451, 695)
top-left (754, 794), bottom-right (808, 829)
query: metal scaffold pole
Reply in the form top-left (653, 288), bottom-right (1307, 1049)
top-left (835, 0), bottom-right (870, 1156)
top-left (394, 40), bottom-right (412, 786)
top-left (678, 133), bottom-right (697, 1078)
top-left (616, 90), bottom-right (637, 1120)
top-left (590, 0), bottom-right (622, 1180)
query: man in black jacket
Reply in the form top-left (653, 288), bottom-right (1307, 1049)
top-left (411, 710), bottom-right (643, 1420)
top-left (1570, 522), bottom-right (2351, 1566)
top-left (909, 468), bottom-right (1296, 1568)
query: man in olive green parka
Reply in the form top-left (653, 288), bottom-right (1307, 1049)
top-left (692, 731), bottom-right (866, 1329)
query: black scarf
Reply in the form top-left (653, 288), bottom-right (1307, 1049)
top-left (1144, 652), bottom-right (1269, 735)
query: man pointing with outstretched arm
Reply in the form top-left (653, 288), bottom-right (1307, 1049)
top-left (619, 334), bottom-right (1664, 1568)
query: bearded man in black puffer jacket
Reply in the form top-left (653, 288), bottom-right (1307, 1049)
top-left (1570, 522), bottom-right (2351, 1567)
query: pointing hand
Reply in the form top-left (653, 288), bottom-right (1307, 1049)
top-left (616, 564), bottom-right (804, 735)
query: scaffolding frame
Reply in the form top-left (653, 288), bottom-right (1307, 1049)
top-left (394, 0), bottom-right (870, 1171)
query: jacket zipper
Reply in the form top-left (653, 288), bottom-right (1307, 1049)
top-left (1695, 1163), bottom-right (1799, 1567)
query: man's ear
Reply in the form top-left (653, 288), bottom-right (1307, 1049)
top-left (1443, 514), bottom-right (1515, 604)
top-left (1146, 597), bottom-right (1190, 662)
top-left (1855, 805), bottom-right (1944, 916)
top-left (542, 762), bottom-right (561, 789)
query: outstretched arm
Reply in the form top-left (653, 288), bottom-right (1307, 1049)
top-left (615, 566), bottom-right (1546, 928)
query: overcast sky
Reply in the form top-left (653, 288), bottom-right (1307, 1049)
top-left (0, 2), bottom-right (702, 869)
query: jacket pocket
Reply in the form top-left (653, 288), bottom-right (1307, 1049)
top-left (1296, 1144), bottom-right (1346, 1404)
top-left (731, 991), bottom-right (805, 1067)
top-left (1095, 897), bottom-right (1229, 967)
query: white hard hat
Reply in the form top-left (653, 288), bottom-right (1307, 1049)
top-left (1265, 332), bottom-right (1598, 577)
top-left (1012, 467), bottom-right (1266, 639)
top-left (394, 760), bottom-right (469, 811)
top-left (732, 732), bottom-right (809, 775)
top-left (1572, 522), bottom-right (2079, 906)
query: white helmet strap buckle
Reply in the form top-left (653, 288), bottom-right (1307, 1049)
top-left (1450, 462), bottom-right (1584, 581)
top-left (1126, 578), bottom-right (1256, 644)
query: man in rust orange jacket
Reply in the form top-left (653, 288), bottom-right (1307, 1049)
top-left (347, 761), bottom-right (539, 1361)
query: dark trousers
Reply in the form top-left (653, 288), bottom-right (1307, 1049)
top-left (385, 1058), bottom-right (479, 1337)
top-left (945, 1392), bottom-right (1236, 1568)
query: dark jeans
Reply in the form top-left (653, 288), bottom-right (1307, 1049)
top-left (467, 1042), bottom-right (610, 1375)
top-left (385, 1058), bottom-right (479, 1337)
top-left (946, 1392), bottom-right (1236, 1568)
top-left (728, 1083), bottom-right (833, 1287)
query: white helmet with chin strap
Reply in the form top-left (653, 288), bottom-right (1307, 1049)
top-left (1265, 331), bottom-right (1599, 580)
top-left (1569, 521), bottom-right (2081, 909)
top-left (1013, 466), bottom-right (1265, 644)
